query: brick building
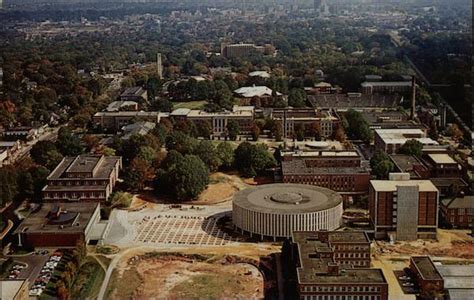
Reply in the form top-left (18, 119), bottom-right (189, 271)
top-left (269, 108), bottom-right (339, 138)
top-left (441, 195), bottom-right (474, 229)
top-left (410, 256), bottom-right (444, 293)
top-left (369, 174), bottom-right (439, 240)
top-left (390, 153), bottom-right (468, 196)
top-left (281, 150), bottom-right (370, 200)
top-left (42, 155), bottom-right (122, 202)
top-left (14, 202), bottom-right (108, 248)
top-left (283, 231), bottom-right (388, 300)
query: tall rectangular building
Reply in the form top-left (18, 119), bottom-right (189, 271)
top-left (369, 174), bottom-right (439, 240)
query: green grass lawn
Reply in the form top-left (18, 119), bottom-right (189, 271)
top-left (172, 100), bottom-right (208, 110)
top-left (70, 257), bottom-right (105, 299)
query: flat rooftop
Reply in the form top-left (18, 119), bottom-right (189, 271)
top-left (293, 231), bottom-right (370, 244)
top-left (282, 159), bottom-right (368, 175)
top-left (282, 150), bottom-right (360, 158)
top-left (411, 256), bottom-right (442, 281)
top-left (293, 231), bottom-right (386, 284)
top-left (14, 202), bottom-right (99, 234)
top-left (48, 155), bottom-right (121, 180)
top-left (389, 154), bottom-right (425, 178)
top-left (233, 184), bottom-right (342, 214)
top-left (428, 153), bottom-right (457, 164)
top-left (370, 179), bottom-right (438, 192)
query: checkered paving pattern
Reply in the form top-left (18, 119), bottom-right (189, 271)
top-left (132, 215), bottom-right (242, 246)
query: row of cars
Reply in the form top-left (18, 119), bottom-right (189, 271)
top-left (29, 251), bottom-right (63, 297)
top-left (7, 263), bottom-right (26, 279)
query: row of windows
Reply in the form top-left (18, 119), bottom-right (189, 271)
top-left (302, 295), bottom-right (381, 300)
top-left (335, 253), bottom-right (369, 259)
top-left (301, 286), bottom-right (381, 293)
top-left (454, 208), bottom-right (474, 215)
top-left (51, 180), bottom-right (108, 186)
top-left (44, 191), bottom-right (106, 199)
top-left (334, 245), bottom-right (369, 251)
top-left (451, 216), bottom-right (473, 223)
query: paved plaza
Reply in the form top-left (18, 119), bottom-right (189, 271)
top-left (104, 203), bottom-right (242, 247)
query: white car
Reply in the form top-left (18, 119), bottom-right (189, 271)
top-left (29, 289), bottom-right (41, 296)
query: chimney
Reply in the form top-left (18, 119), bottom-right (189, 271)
top-left (411, 76), bottom-right (416, 120)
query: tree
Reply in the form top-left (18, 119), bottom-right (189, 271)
top-left (194, 140), bottom-right (221, 172)
top-left (171, 155), bottom-right (209, 201)
top-left (108, 191), bottom-right (133, 208)
top-left (29, 166), bottom-right (50, 201)
top-left (126, 157), bottom-right (155, 191)
top-left (446, 123), bottom-right (463, 141)
top-left (196, 120), bottom-right (212, 139)
top-left (226, 120), bottom-right (240, 141)
top-left (251, 122), bottom-right (260, 141)
top-left (165, 131), bottom-right (197, 154)
top-left (288, 88), bottom-right (307, 107)
top-left (234, 142), bottom-right (256, 177)
top-left (344, 109), bottom-right (372, 143)
top-left (305, 122), bottom-right (322, 141)
top-left (56, 127), bottom-right (84, 156)
top-left (17, 172), bottom-right (34, 200)
top-left (234, 142), bottom-right (276, 177)
top-left (398, 139), bottom-right (423, 156)
top-left (217, 142), bottom-right (234, 169)
top-left (294, 124), bottom-right (305, 141)
top-left (0, 167), bottom-right (18, 206)
top-left (332, 124), bottom-right (347, 143)
top-left (82, 135), bottom-right (100, 152)
top-left (30, 141), bottom-right (63, 170)
top-left (370, 150), bottom-right (394, 179)
top-left (428, 119), bottom-right (439, 140)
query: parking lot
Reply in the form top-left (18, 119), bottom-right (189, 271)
top-left (106, 203), bottom-right (242, 247)
top-left (28, 251), bottom-right (63, 297)
top-left (394, 270), bottom-right (419, 294)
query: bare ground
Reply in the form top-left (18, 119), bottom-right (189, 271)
top-left (107, 249), bottom-right (270, 300)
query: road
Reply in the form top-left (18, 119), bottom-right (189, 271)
top-left (15, 126), bottom-right (60, 162)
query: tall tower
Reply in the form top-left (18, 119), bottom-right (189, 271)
top-left (410, 76), bottom-right (416, 120)
top-left (157, 53), bottom-right (163, 79)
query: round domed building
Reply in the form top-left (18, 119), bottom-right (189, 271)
top-left (232, 183), bottom-right (343, 239)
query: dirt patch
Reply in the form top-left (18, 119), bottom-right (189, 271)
top-left (107, 253), bottom-right (264, 299)
top-left (375, 229), bottom-right (474, 259)
top-left (187, 172), bottom-right (248, 205)
top-left (243, 176), bottom-right (274, 185)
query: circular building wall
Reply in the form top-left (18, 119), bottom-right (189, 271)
top-left (232, 183), bottom-right (343, 238)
